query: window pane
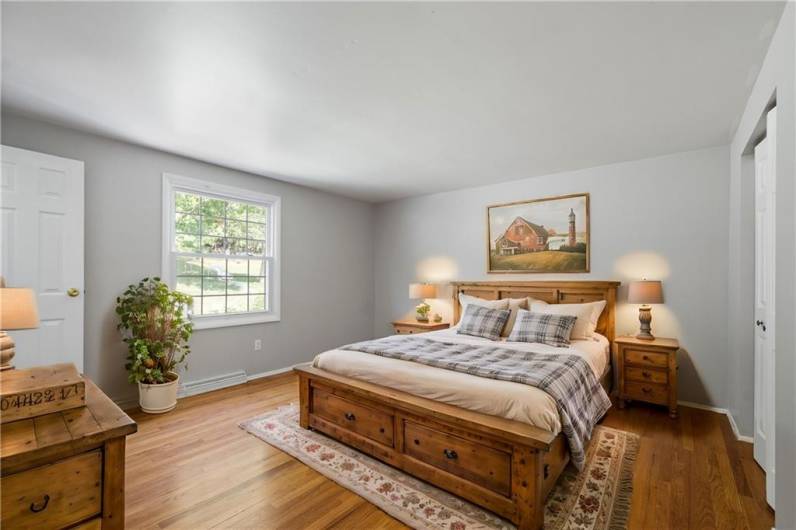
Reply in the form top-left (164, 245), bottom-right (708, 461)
top-left (176, 276), bottom-right (202, 296)
top-left (203, 216), bottom-right (225, 237)
top-left (247, 204), bottom-right (266, 223)
top-left (246, 240), bottom-right (264, 256)
top-left (226, 238), bottom-right (247, 255)
top-left (175, 234), bottom-right (199, 253)
top-left (202, 257), bottom-right (226, 277)
top-left (176, 256), bottom-right (202, 276)
top-left (227, 295), bottom-right (248, 313)
top-left (247, 222), bottom-right (266, 240)
top-left (227, 201), bottom-right (247, 220)
top-left (202, 296), bottom-right (225, 315)
top-left (248, 276), bottom-right (265, 294)
top-left (176, 192), bottom-right (200, 214)
top-left (249, 294), bottom-right (265, 312)
top-left (226, 219), bottom-right (246, 239)
top-left (249, 259), bottom-right (265, 276)
top-left (228, 259), bottom-right (248, 277)
top-left (203, 276), bottom-right (227, 296)
top-left (228, 276), bottom-right (248, 295)
top-left (176, 213), bottom-right (200, 234)
top-left (201, 236), bottom-right (227, 254)
top-left (201, 197), bottom-right (226, 218)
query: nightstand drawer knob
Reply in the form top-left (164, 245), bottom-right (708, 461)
top-left (344, 412), bottom-right (356, 421)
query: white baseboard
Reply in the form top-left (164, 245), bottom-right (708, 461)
top-left (178, 370), bottom-right (248, 398)
top-left (678, 400), bottom-right (754, 443)
top-left (246, 365), bottom-right (297, 381)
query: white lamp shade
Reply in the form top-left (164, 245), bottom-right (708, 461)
top-left (0, 288), bottom-right (40, 330)
top-left (409, 283), bottom-right (437, 299)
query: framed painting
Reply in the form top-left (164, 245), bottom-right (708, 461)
top-left (487, 193), bottom-right (590, 273)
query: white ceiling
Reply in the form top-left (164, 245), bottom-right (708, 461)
top-left (1, 2), bottom-right (784, 202)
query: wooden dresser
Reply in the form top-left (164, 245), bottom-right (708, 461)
top-left (392, 319), bottom-right (450, 335)
top-left (1, 378), bottom-right (137, 529)
top-left (615, 336), bottom-right (679, 418)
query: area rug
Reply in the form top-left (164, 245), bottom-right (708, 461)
top-left (240, 405), bottom-right (638, 530)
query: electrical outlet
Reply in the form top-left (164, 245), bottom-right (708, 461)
top-left (254, 339), bottom-right (262, 351)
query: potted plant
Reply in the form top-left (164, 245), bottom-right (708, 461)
top-left (116, 277), bottom-right (193, 414)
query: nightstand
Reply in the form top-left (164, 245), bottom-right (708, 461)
top-left (615, 336), bottom-right (679, 418)
top-left (392, 319), bottom-right (450, 335)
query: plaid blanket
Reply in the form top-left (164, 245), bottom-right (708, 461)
top-left (342, 336), bottom-right (611, 470)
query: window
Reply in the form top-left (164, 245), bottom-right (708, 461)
top-left (162, 173), bottom-right (280, 329)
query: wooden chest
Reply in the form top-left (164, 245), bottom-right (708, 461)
top-left (1, 378), bottom-right (137, 529)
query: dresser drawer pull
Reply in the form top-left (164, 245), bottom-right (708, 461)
top-left (344, 412), bottom-right (356, 421)
top-left (443, 448), bottom-right (458, 460)
top-left (29, 494), bottom-right (50, 513)
top-left (641, 387), bottom-right (652, 394)
top-left (642, 355), bottom-right (651, 361)
top-left (642, 371), bottom-right (652, 379)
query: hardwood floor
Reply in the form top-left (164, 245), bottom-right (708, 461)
top-left (125, 373), bottom-right (773, 529)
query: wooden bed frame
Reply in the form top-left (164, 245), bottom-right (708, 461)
top-left (295, 280), bottom-right (619, 530)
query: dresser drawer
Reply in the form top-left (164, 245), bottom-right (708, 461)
top-left (1, 451), bottom-right (102, 530)
top-left (625, 366), bottom-right (667, 384)
top-left (312, 389), bottom-right (394, 447)
top-left (624, 348), bottom-right (668, 368)
top-left (394, 325), bottom-right (420, 334)
top-left (624, 381), bottom-right (668, 405)
top-left (403, 421), bottom-right (510, 496)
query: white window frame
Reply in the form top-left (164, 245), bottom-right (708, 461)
top-left (162, 173), bottom-right (281, 329)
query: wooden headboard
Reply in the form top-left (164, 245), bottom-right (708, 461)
top-left (451, 281), bottom-right (620, 343)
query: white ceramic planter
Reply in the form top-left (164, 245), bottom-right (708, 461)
top-left (138, 373), bottom-right (180, 414)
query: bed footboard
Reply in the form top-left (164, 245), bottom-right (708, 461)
top-left (295, 364), bottom-right (568, 530)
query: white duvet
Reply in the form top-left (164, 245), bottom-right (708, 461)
top-left (313, 328), bottom-right (609, 435)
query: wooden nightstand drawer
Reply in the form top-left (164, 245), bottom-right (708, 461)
top-left (394, 325), bottom-right (421, 335)
top-left (392, 320), bottom-right (450, 335)
top-left (624, 381), bottom-right (668, 405)
top-left (1, 451), bottom-right (102, 530)
top-left (625, 349), bottom-right (668, 368)
top-left (625, 366), bottom-right (667, 384)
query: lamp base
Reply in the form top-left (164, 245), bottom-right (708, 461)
top-left (635, 306), bottom-right (655, 341)
top-left (0, 331), bottom-right (15, 371)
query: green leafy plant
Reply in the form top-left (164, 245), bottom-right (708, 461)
top-left (116, 277), bottom-right (193, 385)
top-left (415, 302), bottom-right (431, 320)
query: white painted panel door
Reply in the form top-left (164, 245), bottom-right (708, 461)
top-left (753, 107), bottom-right (776, 508)
top-left (0, 145), bottom-right (84, 371)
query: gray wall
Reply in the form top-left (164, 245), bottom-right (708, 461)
top-left (1, 113), bottom-right (375, 404)
top-left (374, 146), bottom-right (730, 410)
top-left (729, 2), bottom-right (795, 521)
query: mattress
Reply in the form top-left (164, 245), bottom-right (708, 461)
top-left (313, 328), bottom-right (610, 435)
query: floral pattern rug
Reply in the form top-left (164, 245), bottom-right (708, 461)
top-left (240, 405), bottom-right (638, 530)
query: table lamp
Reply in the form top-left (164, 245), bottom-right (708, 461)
top-left (409, 283), bottom-right (437, 322)
top-left (628, 280), bottom-right (663, 340)
top-left (0, 278), bottom-right (40, 371)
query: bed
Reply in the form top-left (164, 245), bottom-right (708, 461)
top-left (295, 280), bottom-right (619, 530)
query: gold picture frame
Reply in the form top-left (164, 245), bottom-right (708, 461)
top-left (486, 193), bottom-right (590, 273)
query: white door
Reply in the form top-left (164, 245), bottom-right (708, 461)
top-left (753, 107), bottom-right (776, 508)
top-left (0, 145), bottom-right (84, 371)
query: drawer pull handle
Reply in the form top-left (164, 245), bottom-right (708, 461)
top-left (30, 495), bottom-right (50, 513)
top-left (344, 412), bottom-right (356, 421)
top-left (642, 355), bottom-right (650, 361)
top-left (642, 371), bottom-right (651, 378)
top-left (443, 448), bottom-right (458, 460)
top-left (642, 387), bottom-right (652, 394)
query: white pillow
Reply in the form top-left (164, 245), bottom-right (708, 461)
top-left (529, 299), bottom-right (606, 340)
top-left (458, 294), bottom-right (509, 327)
top-left (501, 297), bottom-right (529, 337)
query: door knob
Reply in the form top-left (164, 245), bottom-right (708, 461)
top-left (67, 288), bottom-right (80, 298)
top-left (756, 320), bottom-right (762, 326)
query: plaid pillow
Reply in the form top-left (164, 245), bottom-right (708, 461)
top-left (507, 310), bottom-right (577, 347)
top-left (456, 304), bottom-right (510, 341)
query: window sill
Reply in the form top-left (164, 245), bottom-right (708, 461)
top-left (191, 312), bottom-right (281, 330)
